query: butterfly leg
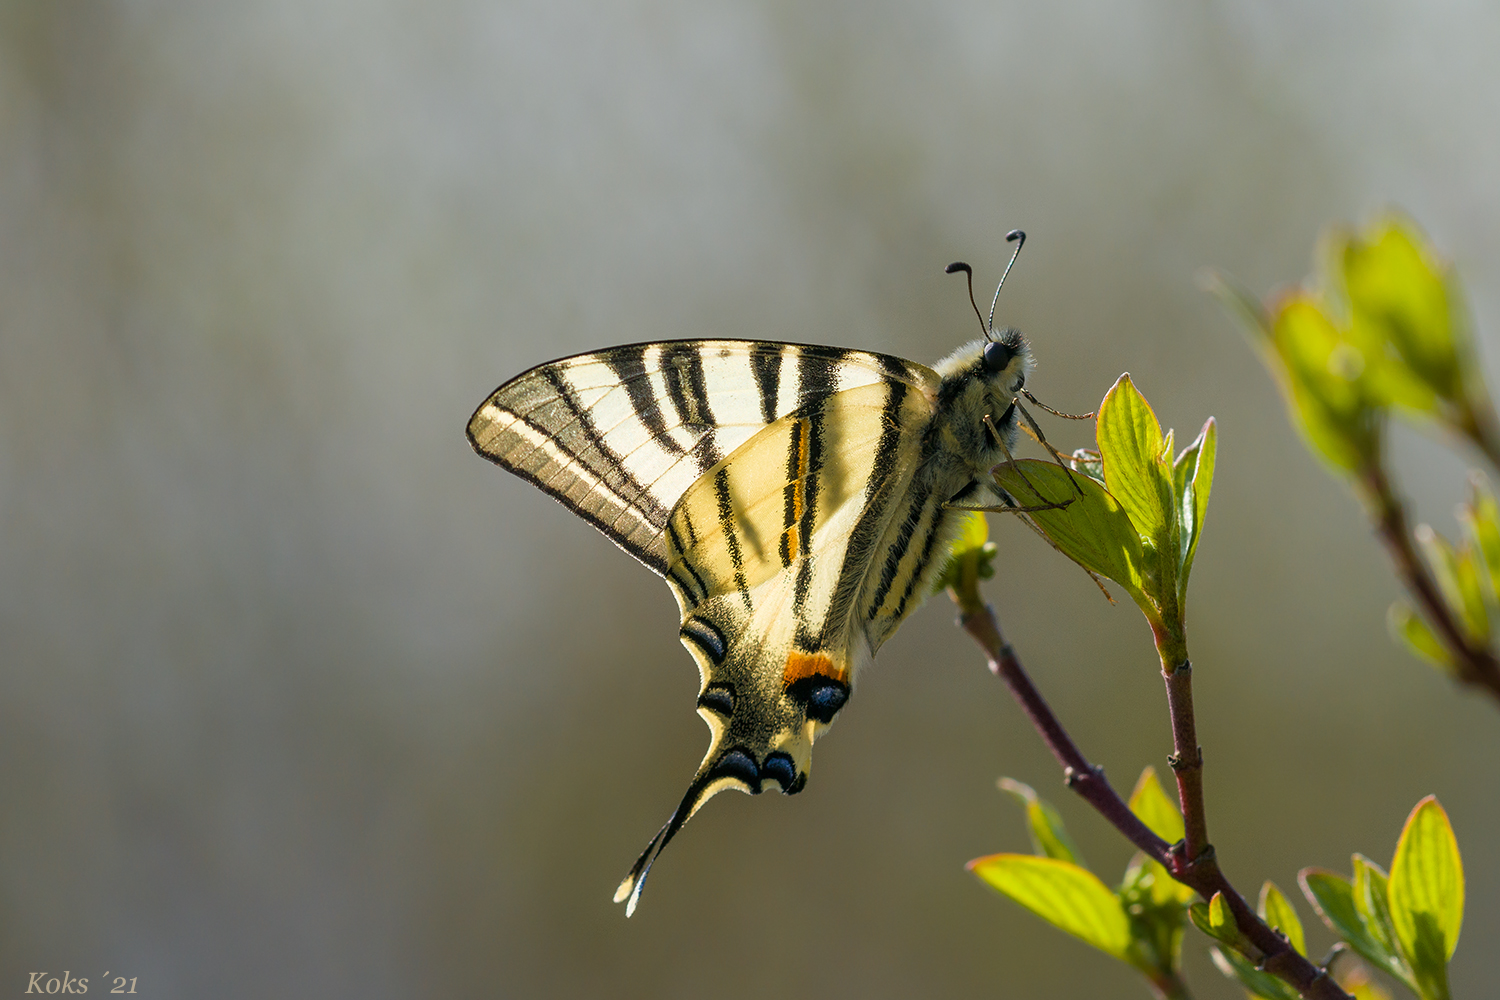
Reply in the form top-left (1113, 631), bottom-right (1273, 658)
top-left (981, 413), bottom-right (1074, 512)
top-left (1010, 402), bottom-right (1088, 499)
top-left (1021, 388), bottom-right (1094, 421)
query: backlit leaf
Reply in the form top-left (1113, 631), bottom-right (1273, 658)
top-left (992, 460), bottom-right (1146, 599)
top-left (1258, 881), bottom-right (1305, 957)
top-left (1128, 766), bottom-right (1185, 845)
top-left (998, 777), bottom-right (1082, 866)
top-left (969, 854), bottom-right (1132, 961)
top-left (1388, 797), bottom-right (1463, 1000)
top-left (1096, 374), bottom-right (1174, 543)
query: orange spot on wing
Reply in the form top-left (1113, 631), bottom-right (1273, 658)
top-left (782, 650), bottom-right (848, 688)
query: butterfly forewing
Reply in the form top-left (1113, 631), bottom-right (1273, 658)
top-left (468, 340), bottom-right (935, 574)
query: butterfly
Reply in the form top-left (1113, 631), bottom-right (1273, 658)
top-left (467, 235), bottom-right (1063, 915)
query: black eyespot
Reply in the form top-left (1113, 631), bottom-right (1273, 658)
top-left (805, 684), bottom-right (848, 723)
top-left (697, 684), bottom-right (734, 717)
top-left (680, 618), bottom-right (726, 664)
top-left (712, 749), bottom-right (760, 788)
top-left (983, 340), bottom-right (1015, 373)
top-left (759, 752), bottom-right (797, 791)
top-left (786, 673), bottom-right (850, 725)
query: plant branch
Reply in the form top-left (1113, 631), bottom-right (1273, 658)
top-left (1459, 393), bottom-right (1500, 475)
top-left (955, 598), bottom-right (1353, 1000)
top-left (1360, 462), bottom-right (1500, 705)
top-left (957, 602), bottom-right (1170, 860)
top-left (1161, 661), bottom-right (1208, 866)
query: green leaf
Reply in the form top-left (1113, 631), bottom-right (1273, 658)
top-left (1299, 868), bottom-right (1407, 984)
top-left (1388, 601), bottom-right (1457, 673)
top-left (968, 854), bottom-right (1132, 962)
top-left (1128, 766), bottom-right (1185, 845)
top-left (1172, 417), bottom-right (1217, 601)
top-left (1453, 543), bottom-right (1489, 641)
top-left (998, 777), bottom-right (1083, 865)
top-left (1210, 945), bottom-right (1303, 1000)
top-left (1337, 963), bottom-right (1395, 1000)
top-left (1388, 796), bottom-right (1464, 1000)
top-left (930, 510), bottom-right (995, 596)
top-left (952, 508), bottom-right (989, 557)
top-left (1414, 525), bottom-right (1489, 642)
top-left (1189, 892), bottom-right (1241, 948)
top-left (1096, 374), bottom-right (1174, 544)
top-left (1342, 219), bottom-right (1462, 407)
top-left (1463, 473), bottom-right (1500, 597)
top-left (1117, 853), bottom-right (1190, 977)
top-left (992, 459), bottom-right (1147, 600)
top-left (1353, 855), bottom-right (1402, 970)
top-left (1267, 295), bottom-right (1381, 473)
top-left (1120, 852), bottom-right (1195, 912)
top-left (1258, 881), bottom-right (1305, 957)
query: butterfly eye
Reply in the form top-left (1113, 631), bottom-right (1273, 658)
top-left (982, 340), bottom-right (1015, 373)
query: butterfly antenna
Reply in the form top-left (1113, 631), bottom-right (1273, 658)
top-left (945, 261), bottom-right (988, 339)
top-left (987, 229), bottom-right (1026, 334)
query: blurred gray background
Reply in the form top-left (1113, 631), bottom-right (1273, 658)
top-left (2, 3), bottom-right (1497, 998)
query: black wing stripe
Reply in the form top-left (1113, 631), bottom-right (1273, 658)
top-left (604, 345), bottom-right (686, 456)
top-left (665, 518), bottom-right (709, 602)
top-left (713, 466), bottom-right (754, 613)
top-left (791, 403), bottom-right (825, 650)
top-left (778, 417), bottom-right (805, 569)
top-left (865, 489), bottom-right (928, 617)
top-left (792, 557), bottom-right (818, 652)
top-left (660, 345), bottom-right (717, 430)
top-left (539, 368), bottom-right (672, 526)
top-left (750, 345), bottom-right (783, 424)
top-left (488, 411), bottom-right (664, 571)
top-left (822, 378), bottom-right (911, 643)
top-left (889, 497), bottom-right (950, 623)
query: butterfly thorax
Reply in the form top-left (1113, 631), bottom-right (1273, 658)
top-left (922, 328), bottom-right (1033, 499)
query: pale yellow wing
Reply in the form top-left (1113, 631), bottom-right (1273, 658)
top-left (467, 340), bottom-right (936, 575)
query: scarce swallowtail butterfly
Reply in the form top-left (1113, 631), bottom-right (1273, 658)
top-left (468, 233), bottom-right (1059, 915)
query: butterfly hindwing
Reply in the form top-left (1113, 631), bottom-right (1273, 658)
top-left (617, 374), bottom-right (943, 914)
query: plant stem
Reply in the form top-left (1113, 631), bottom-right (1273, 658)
top-left (1360, 462), bottom-right (1500, 705)
top-left (1460, 395), bottom-right (1500, 475)
top-left (1146, 968), bottom-right (1196, 1000)
top-left (1161, 660), bottom-right (1210, 868)
top-left (955, 599), bottom-right (1353, 1000)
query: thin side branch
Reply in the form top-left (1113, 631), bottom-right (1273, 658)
top-left (1361, 463), bottom-right (1500, 705)
top-left (957, 603), bottom-right (1168, 859)
top-left (955, 600), bottom-right (1353, 1000)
